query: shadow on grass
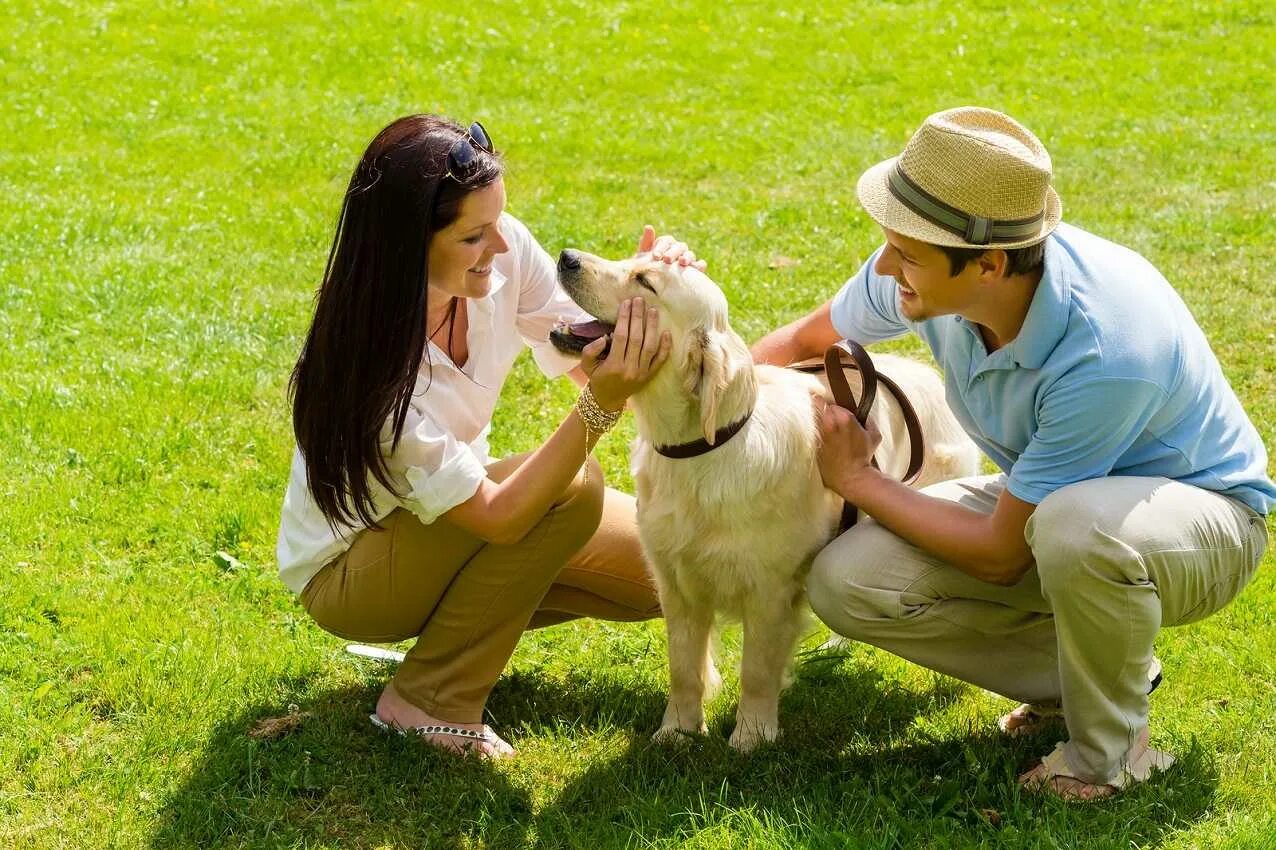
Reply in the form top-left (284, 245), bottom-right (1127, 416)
top-left (148, 657), bottom-right (1218, 849)
top-left (532, 653), bottom-right (1221, 850)
top-left (147, 664), bottom-right (672, 849)
top-left (147, 676), bottom-right (537, 849)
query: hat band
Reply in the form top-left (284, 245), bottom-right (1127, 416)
top-left (888, 164), bottom-right (1045, 246)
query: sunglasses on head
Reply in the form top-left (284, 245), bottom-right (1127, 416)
top-left (445, 121), bottom-right (494, 183)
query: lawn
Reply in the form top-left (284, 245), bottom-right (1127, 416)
top-left (2, 0), bottom-right (1274, 847)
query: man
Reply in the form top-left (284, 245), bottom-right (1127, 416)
top-left (752, 107), bottom-right (1273, 800)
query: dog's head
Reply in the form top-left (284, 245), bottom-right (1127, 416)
top-left (551, 249), bottom-right (753, 443)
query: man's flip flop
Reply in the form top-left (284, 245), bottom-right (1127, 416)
top-left (1020, 730), bottom-right (1176, 800)
top-left (999, 656), bottom-right (1164, 737)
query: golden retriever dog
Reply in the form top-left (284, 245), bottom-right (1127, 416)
top-left (550, 249), bottom-right (979, 750)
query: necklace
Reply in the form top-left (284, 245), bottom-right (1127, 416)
top-left (428, 297), bottom-right (460, 358)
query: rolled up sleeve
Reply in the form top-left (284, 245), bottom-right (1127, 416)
top-left (384, 411), bottom-right (487, 525)
top-left (828, 247), bottom-right (911, 344)
top-left (505, 215), bottom-right (592, 378)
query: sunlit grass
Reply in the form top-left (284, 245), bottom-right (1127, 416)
top-left (2, 1), bottom-right (1273, 847)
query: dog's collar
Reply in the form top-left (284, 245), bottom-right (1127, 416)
top-left (653, 411), bottom-right (753, 459)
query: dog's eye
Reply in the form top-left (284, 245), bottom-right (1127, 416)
top-left (633, 273), bottom-right (657, 294)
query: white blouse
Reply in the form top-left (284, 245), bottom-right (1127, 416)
top-left (276, 213), bottom-right (589, 593)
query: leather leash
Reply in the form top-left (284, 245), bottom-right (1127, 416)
top-left (651, 341), bottom-right (928, 533)
top-left (790, 341), bottom-right (927, 530)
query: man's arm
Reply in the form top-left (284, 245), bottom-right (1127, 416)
top-left (841, 466), bottom-right (1035, 585)
top-left (817, 403), bottom-right (1035, 584)
top-left (751, 299), bottom-right (842, 365)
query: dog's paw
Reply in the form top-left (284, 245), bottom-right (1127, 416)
top-left (652, 724), bottom-right (702, 746)
top-left (728, 719), bottom-right (779, 752)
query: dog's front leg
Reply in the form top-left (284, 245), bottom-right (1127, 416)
top-left (653, 590), bottom-right (714, 743)
top-left (730, 597), bottom-right (804, 752)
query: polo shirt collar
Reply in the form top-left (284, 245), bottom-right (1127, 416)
top-left (1006, 235), bottom-right (1071, 369)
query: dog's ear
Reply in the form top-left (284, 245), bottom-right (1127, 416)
top-left (683, 327), bottom-right (733, 444)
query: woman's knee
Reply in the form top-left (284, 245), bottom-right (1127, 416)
top-left (519, 457), bottom-right (605, 563)
top-left (551, 456), bottom-right (606, 522)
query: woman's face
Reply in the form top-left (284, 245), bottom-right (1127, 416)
top-left (427, 178), bottom-right (509, 301)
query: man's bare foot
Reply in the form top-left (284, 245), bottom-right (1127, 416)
top-left (373, 683), bottom-right (514, 759)
top-left (1018, 761), bottom-right (1118, 801)
top-left (1018, 728), bottom-right (1167, 801)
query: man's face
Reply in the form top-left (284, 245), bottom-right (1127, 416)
top-left (873, 228), bottom-right (983, 322)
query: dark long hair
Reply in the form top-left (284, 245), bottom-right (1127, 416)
top-left (289, 115), bottom-right (504, 529)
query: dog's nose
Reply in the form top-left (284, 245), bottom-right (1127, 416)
top-left (558, 250), bottom-right (581, 272)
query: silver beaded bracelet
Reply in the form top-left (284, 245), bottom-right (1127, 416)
top-left (576, 383), bottom-right (622, 440)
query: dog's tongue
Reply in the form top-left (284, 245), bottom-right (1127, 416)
top-left (549, 317), bottom-right (617, 356)
top-left (564, 320), bottom-right (611, 341)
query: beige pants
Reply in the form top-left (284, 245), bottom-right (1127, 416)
top-left (300, 454), bottom-right (660, 723)
top-left (807, 475), bottom-right (1268, 785)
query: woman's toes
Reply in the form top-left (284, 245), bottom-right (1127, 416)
top-left (481, 727), bottom-right (515, 759)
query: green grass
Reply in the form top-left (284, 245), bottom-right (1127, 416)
top-left (2, 0), bottom-right (1274, 847)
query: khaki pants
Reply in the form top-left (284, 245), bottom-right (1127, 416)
top-left (807, 475), bottom-right (1268, 785)
top-left (300, 455), bottom-right (660, 723)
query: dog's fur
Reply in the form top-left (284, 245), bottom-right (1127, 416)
top-left (553, 251), bottom-right (980, 750)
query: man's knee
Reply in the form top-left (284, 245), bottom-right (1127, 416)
top-left (807, 522), bottom-right (912, 636)
top-left (1027, 481), bottom-right (1119, 590)
top-left (806, 547), bottom-right (852, 632)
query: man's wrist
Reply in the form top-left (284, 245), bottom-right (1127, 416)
top-left (836, 465), bottom-right (885, 503)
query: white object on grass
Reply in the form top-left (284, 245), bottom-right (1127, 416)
top-left (345, 644), bottom-right (405, 663)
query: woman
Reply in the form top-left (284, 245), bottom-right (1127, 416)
top-left (277, 114), bottom-right (698, 757)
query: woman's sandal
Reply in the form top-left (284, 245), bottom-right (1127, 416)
top-left (998, 656), bottom-right (1163, 738)
top-left (1019, 730), bottom-right (1175, 801)
top-left (368, 713), bottom-right (512, 758)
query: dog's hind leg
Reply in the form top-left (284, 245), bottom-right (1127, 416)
top-left (653, 590), bottom-right (715, 743)
top-left (730, 595), bottom-right (805, 752)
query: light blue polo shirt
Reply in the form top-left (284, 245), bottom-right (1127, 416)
top-left (830, 222), bottom-right (1275, 515)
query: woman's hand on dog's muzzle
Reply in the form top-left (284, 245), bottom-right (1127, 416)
top-left (582, 296), bottom-right (672, 412)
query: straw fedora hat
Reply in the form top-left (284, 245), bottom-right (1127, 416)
top-left (856, 107), bottom-right (1062, 250)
